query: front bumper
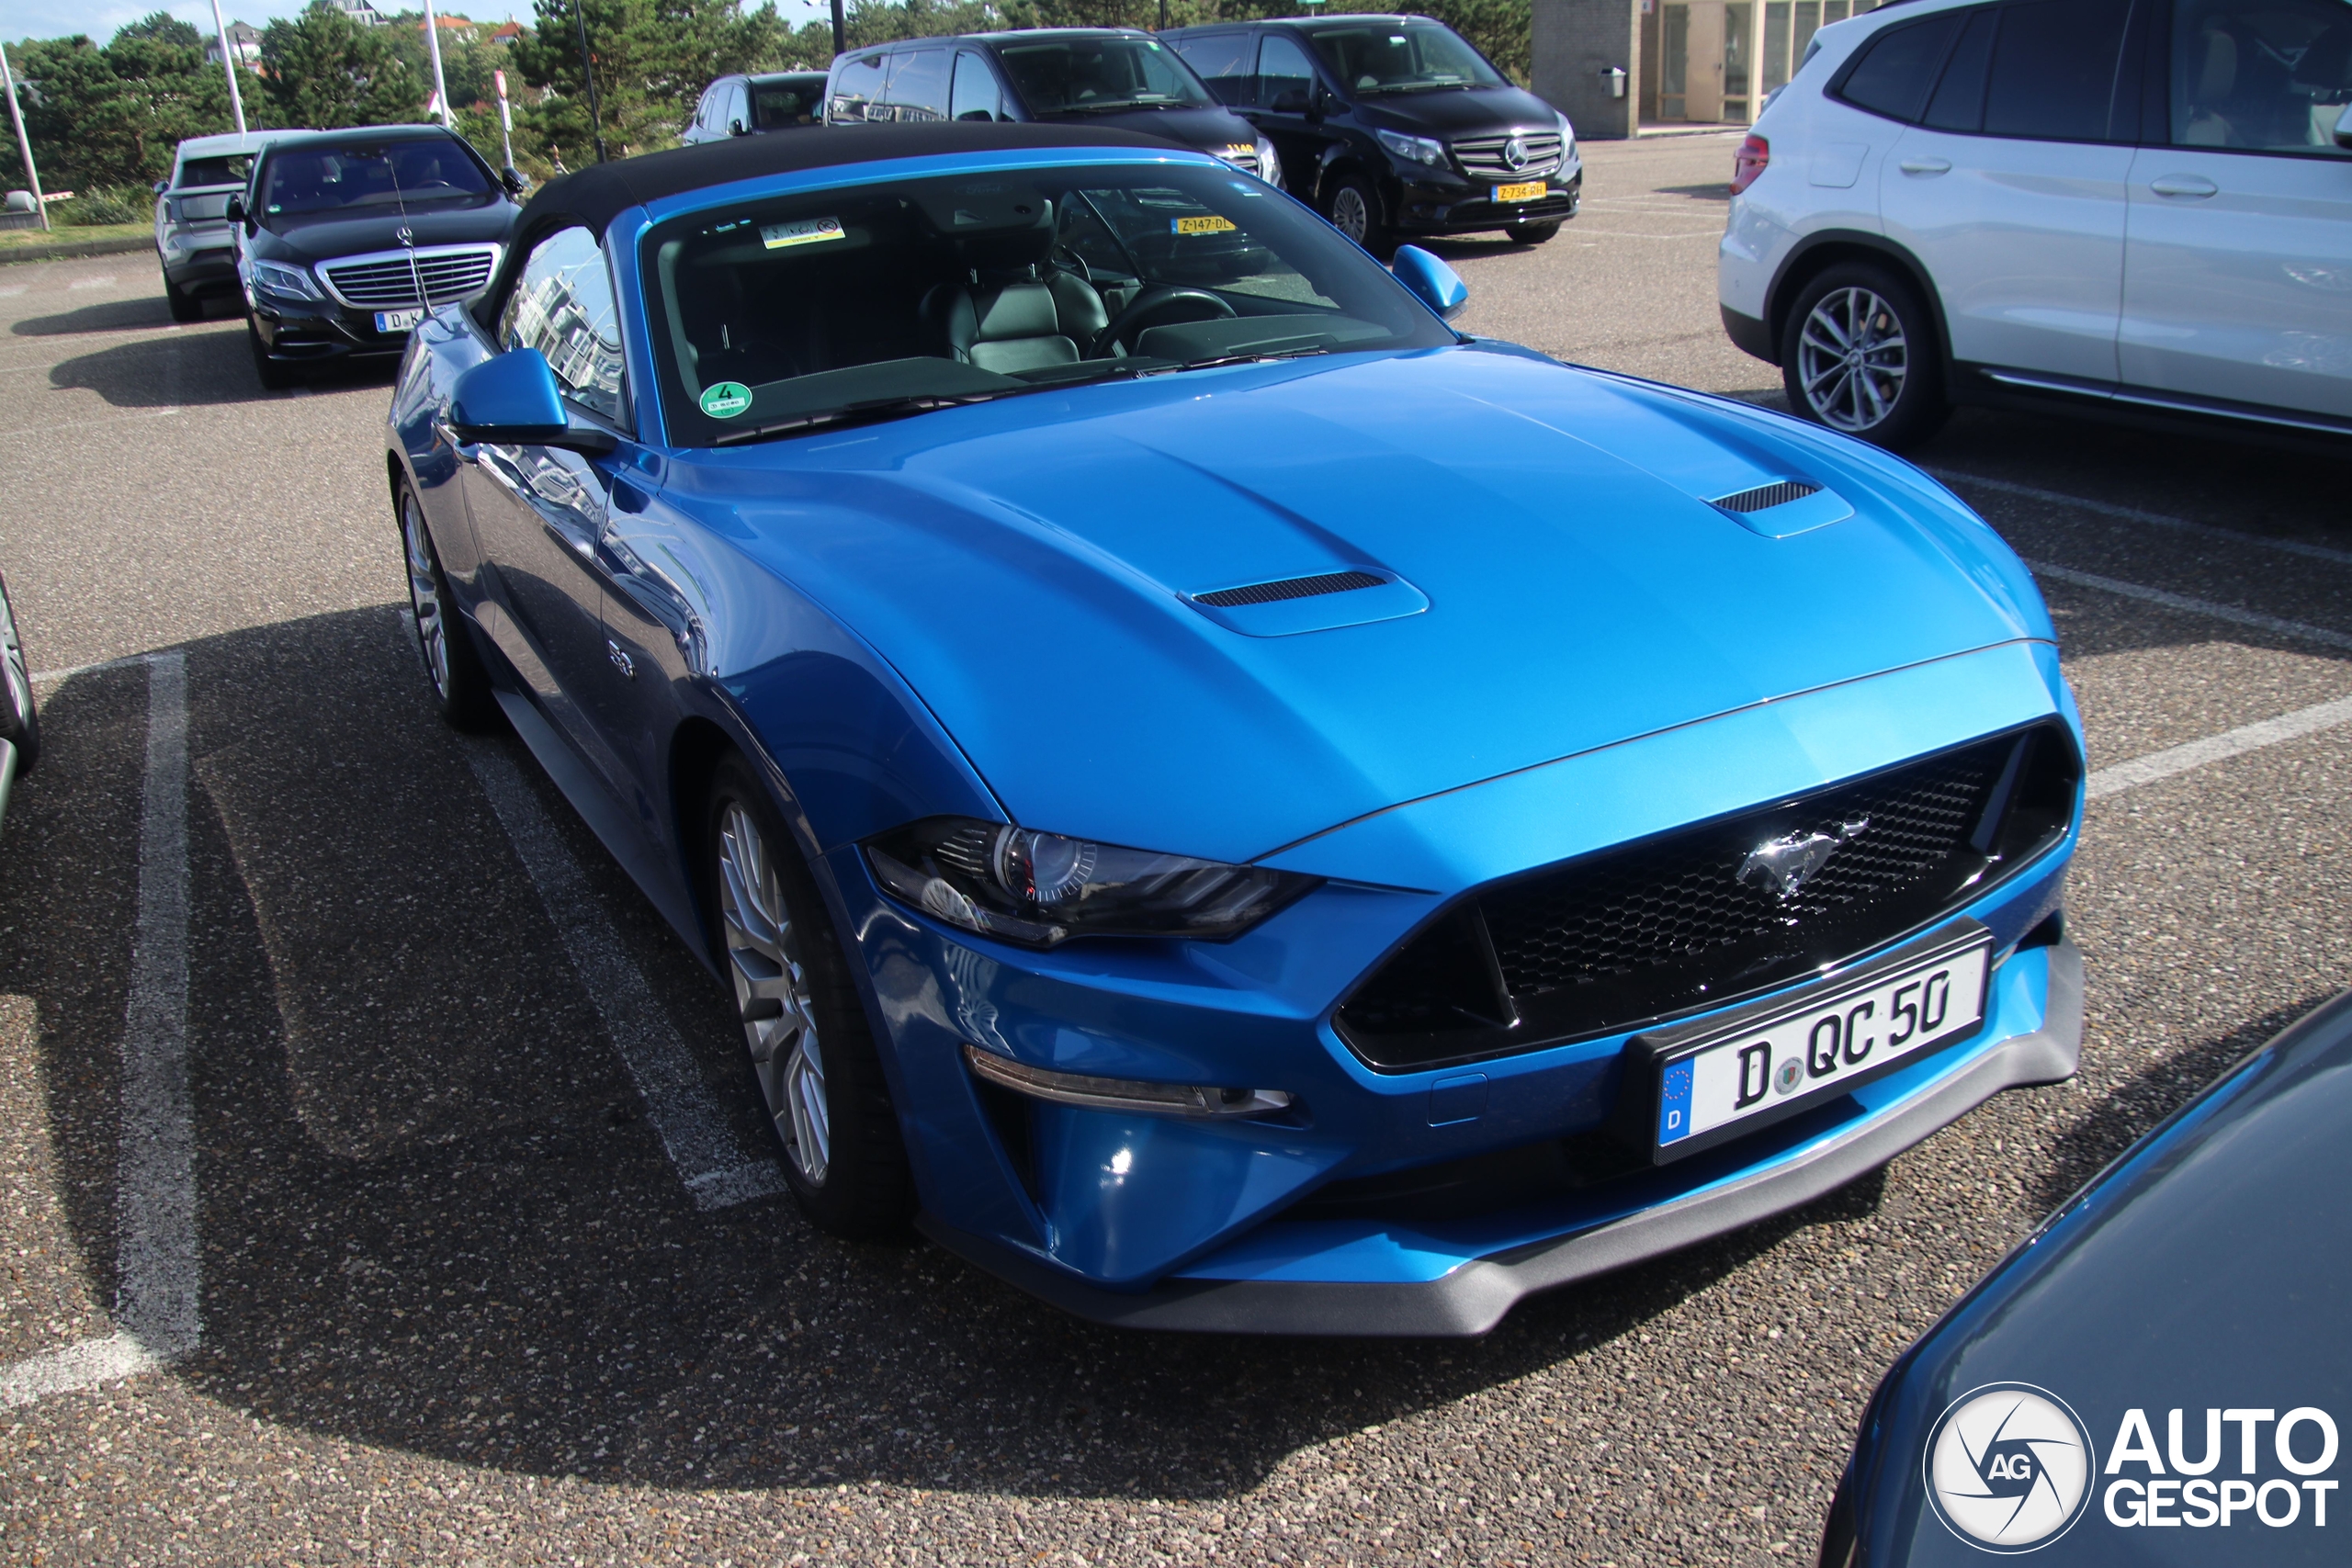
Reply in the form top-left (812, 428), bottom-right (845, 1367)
top-left (1392, 165), bottom-right (1581, 235)
top-left (249, 294), bottom-right (416, 367)
top-left (926, 938), bottom-right (2079, 1335)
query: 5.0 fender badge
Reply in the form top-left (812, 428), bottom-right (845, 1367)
top-left (1926, 1382), bottom-right (2098, 1552)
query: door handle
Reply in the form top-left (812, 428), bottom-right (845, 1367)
top-left (606, 639), bottom-right (635, 679)
top-left (1899, 157), bottom-right (1951, 175)
top-left (2150, 174), bottom-right (2218, 198)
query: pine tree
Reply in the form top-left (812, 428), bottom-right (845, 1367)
top-left (258, 0), bottom-right (425, 129)
top-left (12, 14), bottom-right (246, 192)
top-left (511, 0), bottom-right (791, 164)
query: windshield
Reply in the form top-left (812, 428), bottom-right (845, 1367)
top-left (1306, 21), bottom-right (1507, 94)
top-left (177, 154), bottom-right (252, 189)
top-left (995, 37), bottom-right (1215, 112)
top-left (644, 161), bottom-right (1454, 446)
top-left (257, 140), bottom-right (496, 218)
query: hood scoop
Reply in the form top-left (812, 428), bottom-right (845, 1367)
top-left (1185, 569), bottom-right (1429, 637)
top-left (1711, 477), bottom-right (1854, 538)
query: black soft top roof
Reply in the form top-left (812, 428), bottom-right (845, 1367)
top-left (515, 121), bottom-right (1185, 241)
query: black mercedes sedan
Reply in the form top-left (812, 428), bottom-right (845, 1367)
top-left (232, 124), bottom-right (524, 389)
top-left (1818, 989), bottom-right (2352, 1565)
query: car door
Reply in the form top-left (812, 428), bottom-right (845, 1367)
top-left (2120, 0), bottom-right (2352, 420)
top-left (1875, 0), bottom-right (2140, 387)
top-left (1250, 31), bottom-right (1338, 197)
top-left (950, 49), bottom-right (1009, 121)
top-left (1166, 28), bottom-right (1256, 110)
top-left (462, 223), bottom-right (637, 794)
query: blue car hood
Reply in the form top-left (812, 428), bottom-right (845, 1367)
top-left (675, 344), bottom-right (2050, 865)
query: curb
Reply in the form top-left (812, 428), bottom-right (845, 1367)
top-left (0, 234), bottom-right (153, 265)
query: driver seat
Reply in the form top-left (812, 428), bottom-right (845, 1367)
top-left (923, 269), bottom-right (1110, 372)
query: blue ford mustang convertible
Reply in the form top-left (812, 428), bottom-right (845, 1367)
top-left (387, 123), bottom-right (2084, 1335)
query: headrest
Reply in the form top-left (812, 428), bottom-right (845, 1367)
top-left (915, 183), bottom-right (1055, 271)
top-left (969, 282), bottom-right (1062, 343)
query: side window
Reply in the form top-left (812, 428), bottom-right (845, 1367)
top-left (2172, 0), bottom-right (2352, 153)
top-left (1981, 0), bottom-right (2132, 141)
top-left (499, 226), bottom-right (624, 425)
top-left (1921, 9), bottom-right (1997, 131)
top-left (692, 86), bottom-right (717, 130)
top-left (888, 48), bottom-right (951, 121)
top-left (831, 52), bottom-right (893, 121)
top-left (1833, 12), bottom-right (1963, 122)
top-left (950, 51), bottom-right (1006, 120)
top-left (1258, 32), bottom-right (1318, 109)
top-left (1170, 29), bottom-right (1253, 104)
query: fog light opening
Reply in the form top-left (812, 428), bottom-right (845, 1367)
top-left (962, 1044), bottom-right (1294, 1119)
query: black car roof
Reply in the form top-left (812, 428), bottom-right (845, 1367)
top-left (1164, 12), bottom-right (1441, 28)
top-left (846, 28), bottom-right (1154, 49)
top-left (508, 120), bottom-right (1185, 244)
top-left (257, 123), bottom-right (469, 153)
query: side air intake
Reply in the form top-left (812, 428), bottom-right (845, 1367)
top-left (1193, 571), bottom-right (1386, 608)
top-left (1714, 480), bottom-right (1821, 513)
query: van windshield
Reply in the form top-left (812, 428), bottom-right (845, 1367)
top-left (995, 36), bottom-right (1215, 113)
top-left (1306, 21), bottom-right (1507, 95)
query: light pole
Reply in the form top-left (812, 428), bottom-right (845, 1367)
top-left (0, 44), bottom-right (45, 233)
top-left (494, 68), bottom-right (514, 171)
top-left (830, 0), bottom-right (845, 59)
top-left (422, 0), bottom-right (455, 128)
top-left (573, 1), bottom-right (607, 162)
top-left (209, 0), bottom-right (248, 136)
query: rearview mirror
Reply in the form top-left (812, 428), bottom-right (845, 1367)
top-left (1391, 245), bottom-right (1468, 321)
top-left (445, 349), bottom-right (616, 453)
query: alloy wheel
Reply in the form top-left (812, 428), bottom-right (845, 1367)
top-left (1329, 186), bottom-right (1371, 245)
top-left (1796, 286), bottom-right (1908, 433)
top-left (401, 499), bottom-right (450, 701)
top-left (717, 801), bottom-right (829, 1185)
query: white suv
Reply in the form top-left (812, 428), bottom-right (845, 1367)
top-left (1718, 0), bottom-right (2352, 448)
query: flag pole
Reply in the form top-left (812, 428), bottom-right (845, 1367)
top-left (209, 0), bottom-right (248, 135)
top-left (0, 44), bottom-right (45, 232)
top-left (422, 0), bottom-right (455, 128)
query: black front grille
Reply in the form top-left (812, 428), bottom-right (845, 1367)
top-left (1336, 722), bottom-right (2078, 1071)
top-left (1194, 571), bottom-right (1383, 608)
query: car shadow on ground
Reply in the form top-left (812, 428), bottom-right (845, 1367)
top-left (10, 296), bottom-right (181, 336)
top-left (43, 317), bottom-right (396, 409)
top-left (5, 606), bottom-right (1937, 1506)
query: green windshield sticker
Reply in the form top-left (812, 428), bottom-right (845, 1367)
top-left (760, 216), bottom-right (846, 250)
top-left (699, 381), bottom-right (753, 419)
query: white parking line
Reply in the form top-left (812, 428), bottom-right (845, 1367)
top-left (1934, 469), bottom-right (2352, 570)
top-left (65, 275), bottom-right (117, 291)
top-left (0, 650), bottom-right (195, 1410)
top-left (459, 739), bottom-right (786, 1211)
top-left (2026, 560), bottom-right (2352, 653)
top-left (2088, 693), bottom-right (2352, 800)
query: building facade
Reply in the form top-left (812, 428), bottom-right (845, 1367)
top-left (1532, 0), bottom-right (1893, 136)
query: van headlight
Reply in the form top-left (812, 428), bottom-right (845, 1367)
top-left (1376, 129), bottom-right (1447, 169)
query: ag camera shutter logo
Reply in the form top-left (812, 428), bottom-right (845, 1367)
top-left (1925, 1383), bottom-right (2098, 1552)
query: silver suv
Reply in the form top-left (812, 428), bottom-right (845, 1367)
top-left (153, 130), bottom-right (285, 323)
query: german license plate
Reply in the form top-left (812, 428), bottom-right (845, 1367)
top-left (1642, 923), bottom-right (1994, 1162)
top-left (1493, 180), bottom-right (1546, 204)
top-left (374, 308), bottom-right (424, 333)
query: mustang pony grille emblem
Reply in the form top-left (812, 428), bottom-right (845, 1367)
top-left (1736, 818), bottom-right (1871, 904)
top-left (1502, 136), bottom-right (1530, 170)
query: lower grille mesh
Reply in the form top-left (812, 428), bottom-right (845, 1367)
top-left (1336, 722), bottom-right (2078, 1070)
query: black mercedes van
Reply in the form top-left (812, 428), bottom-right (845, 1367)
top-left (1163, 14), bottom-right (1580, 253)
top-left (824, 29), bottom-right (1280, 185)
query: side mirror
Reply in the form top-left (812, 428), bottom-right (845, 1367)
top-left (153, 180), bottom-right (170, 197)
top-left (2337, 101), bottom-right (2352, 151)
top-left (1312, 83), bottom-right (1338, 118)
top-left (224, 194), bottom-right (246, 225)
top-left (501, 166), bottom-right (528, 197)
top-left (729, 118), bottom-right (749, 136)
top-left (1268, 85), bottom-right (1310, 115)
top-left (1391, 244), bottom-right (1468, 321)
top-left (445, 349), bottom-right (616, 453)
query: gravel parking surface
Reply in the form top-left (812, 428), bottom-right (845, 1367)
top-left (2, 133), bottom-right (2347, 1566)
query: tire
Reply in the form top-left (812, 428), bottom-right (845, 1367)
top-left (162, 268), bottom-right (204, 323)
top-left (1506, 220), bottom-right (1561, 244)
top-left (1780, 262), bottom-right (1949, 449)
top-left (706, 752), bottom-right (914, 1238)
top-left (247, 315), bottom-right (297, 390)
top-left (0, 570), bottom-right (37, 778)
top-left (1325, 172), bottom-right (1390, 256)
top-left (397, 484), bottom-right (496, 730)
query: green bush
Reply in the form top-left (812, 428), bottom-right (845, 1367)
top-left (54, 186), bottom-right (152, 226)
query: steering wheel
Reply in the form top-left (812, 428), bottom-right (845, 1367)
top-left (1087, 287), bottom-right (1237, 359)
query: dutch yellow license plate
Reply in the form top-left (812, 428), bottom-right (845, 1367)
top-left (1493, 181), bottom-right (1547, 204)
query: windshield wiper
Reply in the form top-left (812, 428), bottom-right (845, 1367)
top-left (1057, 98), bottom-right (1184, 113)
top-left (712, 390), bottom-right (1015, 445)
top-left (1168, 345), bottom-right (1334, 373)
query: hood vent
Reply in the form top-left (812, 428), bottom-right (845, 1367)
top-left (1714, 479), bottom-right (1820, 513)
top-left (1194, 570), bottom-right (1385, 608)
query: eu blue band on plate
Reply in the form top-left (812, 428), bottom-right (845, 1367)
top-left (1658, 1057), bottom-right (1694, 1145)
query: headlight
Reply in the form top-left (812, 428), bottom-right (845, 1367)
top-left (1376, 129), bottom-right (1447, 169)
top-left (1556, 112), bottom-right (1577, 163)
top-left (865, 817), bottom-right (1317, 947)
top-left (1254, 135), bottom-right (1282, 188)
top-left (252, 259), bottom-right (322, 301)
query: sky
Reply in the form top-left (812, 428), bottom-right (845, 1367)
top-left (13, 0), bottom-right (831, 49)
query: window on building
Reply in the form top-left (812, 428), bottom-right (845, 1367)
top-left (501, 226), bottom-right (624, 424)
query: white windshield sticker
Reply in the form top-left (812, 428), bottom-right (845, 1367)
top-left (761, 216), bottom-right (846, 250)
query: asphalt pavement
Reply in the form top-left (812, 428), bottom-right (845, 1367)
top-left (2, 132), bottom-right (2348, 1566)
